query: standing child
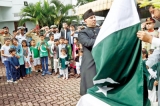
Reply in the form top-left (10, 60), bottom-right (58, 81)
top-left (59, 48), bottom-right (69, 80)
top-left (8, 48), bottom-right (20, 83)
top-left (53, 39), bottom-right (59, 75)
top-left (64, 39), bottom-right (72, 60)
top-left (75, 50), bottom-right (83, 78)
top-left (142, 48), bottom-right (148, 61)
top-left (72, 38), bottom-right (79, 60)
top-left (47, 33), bottom-right (54, 73)
top-left (58, 37), bottom-right (66, 78)
top-left (22, 40), bottom-right (32, 77)
top-left (10, 38), bottom-right (25, 79)
top-left (30, 40), bottom-right (42, 74)
top-left (1, 38), bottom-right (12, 82)
top-left (37, 33), bottom-right (52, 76)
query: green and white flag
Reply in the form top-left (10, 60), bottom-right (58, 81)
top-left (87, 0), bottom-right (150, 105)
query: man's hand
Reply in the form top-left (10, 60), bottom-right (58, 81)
top-left (0, 29), bottom-right (4, 34)
top-left (137, 31), bottom-right (153, 43)
top-left (141, 22), bottom-right (146, 29)
top-left (154, 80), bottom-right (158, 86)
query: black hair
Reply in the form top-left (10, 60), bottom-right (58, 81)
top-left (61, 48), bottom-right (67, 53)
top-left (49, 33), bottom-right (54, 37)
top-left (70, 24), bottom-right (76, 29)
top-left (4, 38), bottom-right (11, 42)
top-left (13, 30), bottom-right (16, 33)
top-left (149, 49), bottom-right (154, 54)
top-left (54, 39), bottom-right (59, 42)
top-left (30, 39), bottom-right (35, 45)
top-left (142, 48), bottom-right (148, 58)
top-left (3, 26), bottom-right (8, 29)
top-left (21, 40), bottom-right (28, 47)
top-left (11, 38), bottom-right (18, 44)
top-left (31, 39), bottom-right (35, 42)
top-left (9, 48), bottom-right (16, 53)
top-left (59, 36), bottom-right (65, 40)
top-left (65, 39), bottom-right (69, 41)
top-left (74, 37), bottom-right (78, 42)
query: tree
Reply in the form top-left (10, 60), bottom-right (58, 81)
top-left (19, 2), bottom-right (44, 27)
top-left (76, 0), bottom-right (95, 6)
top-left (139, 0), bottom-right (160, 8)
top-left (19, 0), bottom-right (78, 28)
top-left (50, 0), bottom-right (77, 27)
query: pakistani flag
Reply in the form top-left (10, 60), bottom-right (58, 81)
top-left (87, 0), bottom-right (150, 106)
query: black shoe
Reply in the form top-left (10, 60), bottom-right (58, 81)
top-left (51, 69), bottom-right (55, 73)
top-left (38, 70), bottom-right (41, 72)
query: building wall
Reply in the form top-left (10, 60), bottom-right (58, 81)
top-left (0, 22), bottom-right (14, 34)
top-left (0, 0), bottom-right (73, 32)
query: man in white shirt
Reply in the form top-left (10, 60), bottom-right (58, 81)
top-left (15, 27), bottom-right (27, 44)
top-left (50, 25), bottom-right (61, 40)
top-left (137, 5), bottom-right (160, 106)
top-left (137, 6), bottom-right (160, 46)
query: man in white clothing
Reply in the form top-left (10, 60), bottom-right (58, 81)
top-left (137, 5), bottom-right (160, 106)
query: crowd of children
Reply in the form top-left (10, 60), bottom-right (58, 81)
top-left (1, 31), bottom-right (83, 83)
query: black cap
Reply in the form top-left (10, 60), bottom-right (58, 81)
top-left (82, 9), bottom-right (95, 20)
top-left (40, 30), bottom-right (44, 36)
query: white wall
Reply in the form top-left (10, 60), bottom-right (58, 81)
top-left (25, 21), bottom-right (35, 30)
top-left (0, 0), bottom-right (12, 7)
top-left (0, 0), bottom-right (74, 33)
top-left (0, 22), bottom-right (14, 34)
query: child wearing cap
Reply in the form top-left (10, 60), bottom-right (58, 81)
top-left (142, 17), bottom-right (159, 51)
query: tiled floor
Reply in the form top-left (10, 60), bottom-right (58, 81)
top-left (0, 63), bottom-right (81, 106)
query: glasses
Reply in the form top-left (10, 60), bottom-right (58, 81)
top-left (146, 23), bottom-right (153, 25)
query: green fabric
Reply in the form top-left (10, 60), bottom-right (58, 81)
top-left (59, 55), bottom-right (68, 70)
top-left (66, 44), bottom-right (72, 60)
top-left (37, 41), bottom-right (48, 57)
top-left (30, 46), bottom-right (39, 58)
top-left (148, 62), bottom-right (160, 91)
top-left (47, 41), bottom-right (54, 56)
top-left (87, 23), bottom-right (150, 106)
top-left (50, 57), bottom-right (54, 69)
top-left (26, 67), bottom-right (32, 74)
top-left (151, 62), bottom-right (160, 81)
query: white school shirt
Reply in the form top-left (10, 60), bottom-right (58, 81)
top-left (64, 29), bottom-right (67, 39)
top-left (1, 45), bottom-right (11, 62)
top-left (58, 44), bottom-right (66, 56)
top-left (70, 31), bottom-right (78, 44)
top-left (54, 33), bottom-right (61, 40)
top-left (16, 34), bottom-right (26, 44)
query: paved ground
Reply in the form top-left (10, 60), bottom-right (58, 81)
top-left (0, 63), bottom-right (81, 106)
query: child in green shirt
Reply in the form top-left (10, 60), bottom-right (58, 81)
top-left (30, 39), bottom-right (42, 73)
top-left (64, 39), bottom-right (72, 60)
top-left (37, 34), bottom-right (52, 76)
